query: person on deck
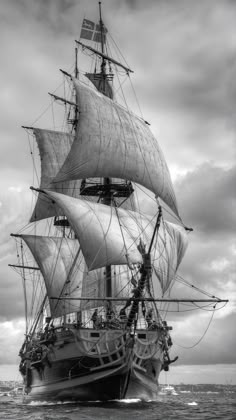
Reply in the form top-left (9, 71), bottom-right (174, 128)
top-left (145, 308), bottom-right (153, 328)
top-left (106, 307), bottom-right (115, 321)
top-left (119, 307), bottom-right (128, 327)
top-left (91, 309), bottom-right (98, 328)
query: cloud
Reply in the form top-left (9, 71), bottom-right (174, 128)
top-left (118, 0), bottom-right (236, 172)
top-left (0, 185), bottom-right (33, 320)
top-left (0, 319), bottom-right (25, 365)
top-left (170, 312), bottom-right (236, 365)
top-left (165, 163), bottom-right (236, 327)
top-left (175, 163), bottom-right (236, 235)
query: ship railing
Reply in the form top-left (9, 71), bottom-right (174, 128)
top-left (74, 329), bottom-right (126, 353)
top-left (134, 336), bottom-right (160, 360)
top-left (69, 328), bottom-right (130, 371)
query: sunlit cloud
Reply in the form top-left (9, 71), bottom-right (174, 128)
top-left (8, 186), bottom-right (22, 193)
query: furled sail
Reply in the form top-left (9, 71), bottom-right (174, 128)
top-left (21, 235), bottom-right (83, 317)
top-left (30, 128), bottom-right (82, 222)
top-left (53, 79), bottom-right (179, 217)
top-left (43, 190), bottom-right (188, 293)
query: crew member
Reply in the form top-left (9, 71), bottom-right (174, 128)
top-left (145, 308), bottom-right (153, 328)
top-left (91, 309), bottom-right (98, 328)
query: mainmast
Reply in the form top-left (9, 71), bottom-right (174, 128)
top-left (77, 2), bottom-right (134, 304)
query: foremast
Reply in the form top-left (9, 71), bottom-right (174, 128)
top-left (122, 206), bottom-right (162, 329)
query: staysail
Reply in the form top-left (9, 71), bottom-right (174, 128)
top-left (42, 190), bottom-right (188, 294)
top-left (21, 235), bottom-right (83, 317)
top-left (53, 79), bottom-right (179, 218)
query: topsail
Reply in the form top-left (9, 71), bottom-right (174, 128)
top-left (21, 235), bottom-right (83, 317)
top-left (30, 128), bottom-right (82, 222)
top-left (53, 79), bottom-right (179, 218)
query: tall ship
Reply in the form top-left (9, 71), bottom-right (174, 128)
top-left (10, 3), bottom-right (228, 402)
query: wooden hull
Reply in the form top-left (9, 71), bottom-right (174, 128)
top-left (23, 363), bottom-right (162, 402)
top-left (22, 328), bottom-right (164, 402)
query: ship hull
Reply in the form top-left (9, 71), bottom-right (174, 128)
top-left (25, 366), bottom-right (128, 401)
top-left (21, 328), bottom-right (164, 402)
top-left (23, 362), bottom-right (161, 402)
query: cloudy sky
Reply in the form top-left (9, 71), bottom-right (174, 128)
top-left (0, 0), bottom-right (235, 385)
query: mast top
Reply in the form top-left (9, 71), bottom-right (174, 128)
top-left (75, 41), bottom-right (133, 74)
top-left (98, 1), bottom-right (104, 54)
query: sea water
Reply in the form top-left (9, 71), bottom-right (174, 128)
top-left (0, 384), bottom-right (235, 420)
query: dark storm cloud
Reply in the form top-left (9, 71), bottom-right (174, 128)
top-left (171, 313), bottom-right (236, 365)
top-left (175, 163), bottom-right (236, 235)
top-left (123, 0), bottom-right (236, 170)
top-left (169, 163), bottom-right (235, 315)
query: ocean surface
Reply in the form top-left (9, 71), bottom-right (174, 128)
top-left (0, 384), bottom-right (235, 420)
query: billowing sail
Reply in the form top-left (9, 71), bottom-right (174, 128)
top-left (152, 221), bottom-right (188, 294)
top-left (53, 79), bottom-right (179, 217)
top-left (43, 190), bottom-right (188, 293)
top-left (30, 128), bottom-right (82, 222)
top-left (21, 235), bottom-right (83, 317)
top-left (81, 268), bottom-right (105, 309)
top-left (81, 265), bottom-right (132, 310)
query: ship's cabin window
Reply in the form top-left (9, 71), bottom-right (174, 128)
top-left (90, 332), bottom-right (100, 338)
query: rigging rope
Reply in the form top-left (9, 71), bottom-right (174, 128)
top-left (174, 305), bottom-right (216, 349)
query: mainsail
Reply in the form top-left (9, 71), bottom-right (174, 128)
top-left (53, 79), bottom-right (179, 218)
top-left (21, 235), bottom-right (83, 317)
top-left (80, 265), bottom-right (131, 310)
top-left (42, 190), bottom-right (188, 294)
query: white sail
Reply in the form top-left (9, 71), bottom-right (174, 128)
top-left (81, 265), bottom-right (132, 310)
top-left (30, 128), bottom-right (82, 222)
top-left (21, 235), bottom-right (83, 317)
top-left (43, 190), bottom-right (188, 293)
top-left (152, 221), bottom-right (188, 294)
top-left (53, 79), bottom-right (179, 217)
